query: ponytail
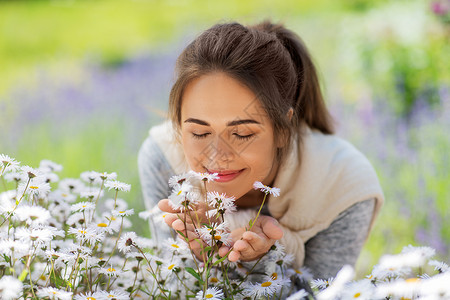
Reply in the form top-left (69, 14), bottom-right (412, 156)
top-left (251, 21), bottom-right (335, 135)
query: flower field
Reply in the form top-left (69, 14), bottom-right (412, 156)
top-left (0, 0), bottom-right (449, 298)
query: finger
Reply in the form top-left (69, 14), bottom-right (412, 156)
top-left (261, 218), bottom-right (284, 240)
top-left (172, 219), bottom-right (196, 232)
top-left (233, 239), bottom-right (251, 253)
top-left (242, 231), bottom-right (266, 252)
top-left (158, 199), bottom-right (179, 213)
top-left (228, 250), bottom-right (241, 262)
top-left (218, 246), bottom-right (230, 257)
top-left (164, 213), bottom-right (178, 226)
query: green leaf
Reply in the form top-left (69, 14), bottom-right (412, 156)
top-left (185, 267), bottom-right (203, 284)
top-left (212, 254), bottom-right (228, 266)
top-left (248, 219), bottom-right (253, 227)
top-left (175, 230), bottom-right (186, 239)
top-left (18, 269), bottom-right (28, 281)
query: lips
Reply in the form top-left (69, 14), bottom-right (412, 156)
top-left (207, 168), bottom-right (245, 183)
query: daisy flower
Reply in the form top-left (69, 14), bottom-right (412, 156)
top-left (14, 205), bottom-right (51, 226)
top-left (0, 154), bottom-right (20, 174)
top-left (16, 226), bottom-right (55, 244)
top-left (80, 170), bottom-right (103, 184)
top-left (104, 180), bottom-right (131, 192)
top-left (89, 221), bottom-right (117, 235)
top-left (4, 171), bottom-right (27, 183)
top-left (429, 259), bottom-right (449, 273)
top-left (0, 239), bottom-right (30, 258)
top-left (160, 257), bottom-right (183, 278)
top-left (74, 291), bottom-right (103, 300)
top-left (98, 289), bottom-right (129, 300)
top-left (253, 181), bottom-right (280, 197)
top-left (311, 278), bottom-right (334, 290)
top-left (190, 170), bottom-right (220, 182)
top-left (104, 198), bottom-right (128, 210)
top-left (195, 287), bottom-right (224, 300)
top-left (286, 289), bottom-right (309, 300)
top-left (207, 191), bottom-right (236, 216)
top-left (168, 172), bottom-right (193, 188)
top-left (59, 178), bottom-right (86, 194)
top-left (168, 181), bottom-right (199, 211)
top-left (112, 209), bottom-right (135, 217)
top-left (0, 275), bottom-right (23, 300)
top-left (196, 222), bottom-right (232, 246)
top-left (99, 265), bottom-right (122, 277)
top-left (339, 279), bottom-right (375, 300)
top-left (97, 171), bottom-right (117, 181)
top-left (163, 237), bottom-right (188, 253)
top-left (39, 159), bottom-right (63, 173)
top-left (80, 189), bottom-right (103, 199)
top-left (68, 227), bottom-right (104, 244)
top-left (37, 287), bottom-right (72, 300)
top-left (18, 176), bottom-right (51, 198)
top-left (71, 201), bottom-right (96, 212)
top-left (243, 275), bottom-right (291, 299)
top-left (0, 191), bottom-right (17, 215)
top-left (118, 231), bottom-right (138, 253)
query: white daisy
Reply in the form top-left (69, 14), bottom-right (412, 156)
top-left (375, 277), bottom-right (421, 299)
top-left (80, 170), bottom-right (103, 185)
top-left (288, 266), bottom-right (314, 282)
top-left (104, 180), bottom-right (131, 192)
top-left (286, 289), bottom-right (309, 300)
top-left (79, 189), bottom-right (103, 199)
top-left (311, 277), bottom-right (334, 290)
top-left (207, 191), bottom-right (236, 216)
top-left (104, 198), bottom-right (128, 211)
top-left (39, 159), bottom-right (63, 173)
top-left (14, 205), bottom-right (51, 226)
top-left (0, 154), bottom-right (20, 174)
top-left (168, 182), bottom-right (200, 211)
top-left (190, 170), bottom-right (220, 182)
top-left (0, 276), bottom-right (23, 300)
top-left (253, 181), bottom-right (281, 197)
top-left (160, 257), bottom-right (183, 278)
top-left (20, 165), bottom-right (39, 178)
top-left (59, 178), bottom-right (85, 194)
top-left (74, 291), bottom-right (103, 300)
top-left (89, 221), bottom-right (117, 235)
top-left (195, 287), bottom-right (224, 299)
top-left (0, 239), bottom-right (30, 258)
top-left (196, 222), bottom-right (232, 246)
top-left (98, 289), bottom-right (129, 300)
top-left (48, 189), bottom-right (77, 203)
top-left (118, 231), bottom-right (138, 253)
top-left (16, 226), bottom-right (55, 244)
top-left (99, 265), bottom-right (122, 277)
top-left (243, 275), bottom-right (291, 298)
top-left (163, 237), bottom-right (188, 253)
top-left (0, 190), bottom-right (17, 215)
top-left (428, 259), bottom-right (449, 273)
top-left (68, 227), bottom-right (104, 244)
top-left (168, 172), bottom-right (193, 188)
top-left (18, 176), bottom-right (51, 198)
top-left (112, 209), bottom-right (135, 217)
top-left (71, 201), bottom-right (96, 212)
top-left (97, 171), bottom-right (118, 181)
top-left (37, 287), bottom-right (72, 300)
top-left (339, 279), bottom-right (375, 300)
top-left (3, 171), bottom-right (27, 183)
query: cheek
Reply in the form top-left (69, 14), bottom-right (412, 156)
top-left (181, 136), bottom-right (210, 170)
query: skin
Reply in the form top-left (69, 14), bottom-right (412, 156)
top-left (159, 72), bottom-right (285, 262)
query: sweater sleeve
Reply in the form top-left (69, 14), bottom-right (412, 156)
top-left (137, 135), bottom-right (176, 242)
top-left (303, 198), bottom-right (376, 279)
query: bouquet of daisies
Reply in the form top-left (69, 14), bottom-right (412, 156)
top-left (2, 153), bottom-right (450, 300)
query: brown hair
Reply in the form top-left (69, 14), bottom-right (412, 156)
top-left (169, 20), bottom-right (334, 163)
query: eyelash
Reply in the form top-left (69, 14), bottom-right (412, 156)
top-left (192, 133), bottom-right (254, 141)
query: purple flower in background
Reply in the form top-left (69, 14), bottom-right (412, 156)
top-left (431, 0), bottom-right (450, 16)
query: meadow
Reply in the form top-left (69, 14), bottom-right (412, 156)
top-left (1, 0), bottom-right (449, 277)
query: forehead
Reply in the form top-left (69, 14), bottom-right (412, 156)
top-left (181, 72), bottom-right (268, 123)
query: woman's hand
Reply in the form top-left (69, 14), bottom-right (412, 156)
top-left (158, 199), bottom-right (211, 261)
top-left (218, 215), bottom-right (284, 262)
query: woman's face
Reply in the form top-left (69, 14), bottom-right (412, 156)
top-left (180, 72), bottom-right (279, 202)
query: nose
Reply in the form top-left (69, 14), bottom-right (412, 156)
top-left (209, 136), bottom-right (235, 168)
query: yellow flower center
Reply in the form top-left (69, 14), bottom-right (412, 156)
top-left (111, 216), bottom-right (116, 221)
top-left (294, 269), bottom-right (302, 274)
top-left (354, 292), bottom-right (361, 298)
top-left (171, 244), bottom-right (179, 248)
top-left (107, 268), bottom-right (116, 272)
top-left (119, 211), bottom-right (125, 214)
top-left (210, 277), bottom-right (219, 283)
top-left (271, 273), bottom-right (278, 280)
top-left (206, 294), bottom-right (213, 299)
top-left (87, 297), bottom-right (96, 300)
top-left (214, 235), bottom-right (221, 240)
top-left (405, 278), bottom-right (420, 283)
top-left (79, 230), bottom-right (87, 234)
top-left (29, 186), bottom-right (39, 189)
top-left (177, 190), bottom-right (182, 196)
top-left (39, 275), bottom-right (46, 281)
top-left (261, 281), bottom-right (272, 287)
top-left (97, 223), bottom-right (108, 227)
top-left (168, 264), bottom-right (175, 270)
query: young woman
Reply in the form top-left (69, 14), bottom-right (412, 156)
top-left (138, 20), bottom-right (384, 279)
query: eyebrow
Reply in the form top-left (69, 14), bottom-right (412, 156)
top-left (183, 118), bottom-right (260, 126)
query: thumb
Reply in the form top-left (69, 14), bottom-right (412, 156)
top-left (262, 219), bottom-right (284, 240)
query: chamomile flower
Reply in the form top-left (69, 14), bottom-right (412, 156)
top-left (118, 231), bottom-right (138, 253)
top-left (0, 154), bottom-right (20, 174)
top-left (168, 172), bottom-right (193, 188)
top-left (14, 205), bottom-right (51, 226)
top-left (18, 176), bottom-right (51, 198)
top-left (59, 178), bottom-right (85, 194)
top-left (69, 227), bottom-right (104, 244)
top-left (98, 289), bottom-right (129, 300)
top-left (429, 259), bottom-right (449, 273)
top-left (0, 239), bottom-right (30, 258)
top-left (80, 171), bottom-right (103, 184)
top-left (160, 257), bottom-right (183, 278)
top-left (286, 289), bottom-right (309, 300)
top-left (112, 209), bottom-right (135, 217)
top-left (80, 189), bottom-right (103, 199)
top-left (99, 265), bottom-right (121, 277)
top-left (168, 181), bottom-right (198, 211)
top-left (4, 171), bottom-right (27, 183)
top-left (196, 222), bottom-right (232, 246)
top-left (253, 181), bottom-right (280, 197)
top-left (71, 201), bottom-right (96, 212)
top-left (104, 180), bottom-right (131, 192)
top-left (37, 287), bottom-right (73, 300)
top-left (311, 278), bottom-right (334, 290)
top-left (97, 171), bottom-right (117, 181)
top-left (339, 280), bottom-right (375, 300)
top-left (89, 221), bottom-right (117, 235)
top-left (195, 287), bottom-right (224, 299)
top-left (104, 198), bottom-right (128, 210)
top-left (163, 237), bottom-right (187, 253)
top-left (190, 171), bottom-right (220, 182)
top-left (74, 291), bottom-right (103, 300)
top-left (207, 191), bottom-right (236, 216)
top-left (16, 226), bottom-right (55, 244)
top-left (39, 159), bottom-right (63, 173)
top-left (0, 276), bottom-right (23, 300)
top-left (243, 275), bottom-right (290, 298)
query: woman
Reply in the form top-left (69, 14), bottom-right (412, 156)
top-left (138, 20), bottom-right (384, 279)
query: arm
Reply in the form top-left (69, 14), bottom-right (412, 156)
top-left (303, 198), bottom-right (376, 279)
top-left (137, 136), bottom-right (176, 242)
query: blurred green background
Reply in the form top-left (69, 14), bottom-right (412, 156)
top-left (1, 0), bottom-right (449, 276)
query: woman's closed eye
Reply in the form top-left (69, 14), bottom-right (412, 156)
top-left (233, 133), bottom-right (254, 141)
top-left (192, 132), bottom-right (211, 139)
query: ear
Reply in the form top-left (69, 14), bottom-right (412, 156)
top-left (276, 108), bottom-right (294, 148)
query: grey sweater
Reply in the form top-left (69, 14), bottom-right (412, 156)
top-left (138, 136), bottom-right (375, 279)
